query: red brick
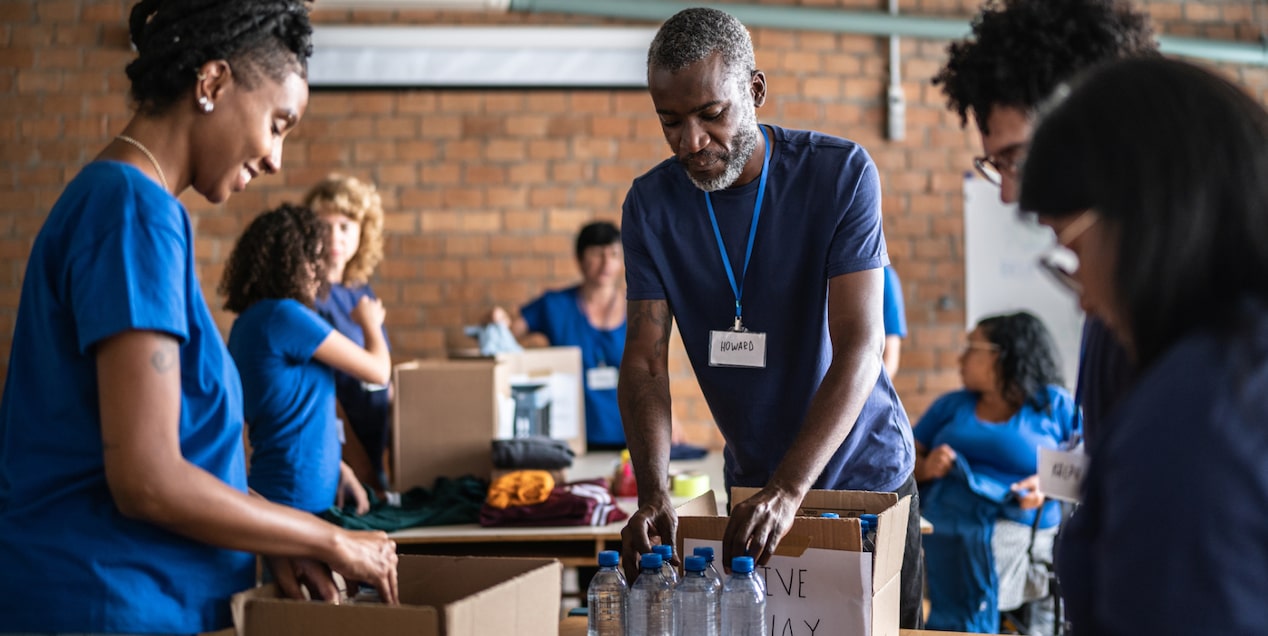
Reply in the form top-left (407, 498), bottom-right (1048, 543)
top-left (441, 187), bottom-right (486, 208)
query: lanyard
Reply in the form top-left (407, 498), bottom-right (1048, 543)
top-left (704, 124), bottom-right (771, 330)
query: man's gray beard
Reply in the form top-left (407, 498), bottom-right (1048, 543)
top-left (687, 108), bottom-right (761, 193)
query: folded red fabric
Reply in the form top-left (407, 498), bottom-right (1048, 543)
top-left (478, 478), bottom-right (629, 527)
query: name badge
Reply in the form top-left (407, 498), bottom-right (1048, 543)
top-left (1037, 446), bottom-right (1088, 503)
top-left (708, 330), bottom-right (767, 368)
top-left (586, 366), bottom-right (619, 391)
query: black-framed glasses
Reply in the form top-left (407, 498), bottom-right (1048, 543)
top-left (1037, 210), bottom-right (1099, 295)
top-left (972, 143), bottom-right (1027, 186)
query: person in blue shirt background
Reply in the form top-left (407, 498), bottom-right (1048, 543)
top-left (491, 221), bottom-right (629, 450)
top-left (222, 204), bottom-right (393, 517)
top-left (0, 3), bottom-right (398, 632)
top-left (617, 8), bottom-right (921, 627)
top-left (1022, 57), bottom-right (1268, 634)
top-left (305, 174), bottom-right (395, 495)
top-left (914, 311), bottom-right (1075, 633)
top-left (882, 264), bottom-right (908, 378)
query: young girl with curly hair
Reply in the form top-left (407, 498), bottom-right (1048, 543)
top-left (221, 204), bottom-right (391, 521)
top-left (303, 175), bottom-right (394, 493)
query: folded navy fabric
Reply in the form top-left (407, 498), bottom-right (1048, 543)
top-left (491, 436), bottom-right (575, 469)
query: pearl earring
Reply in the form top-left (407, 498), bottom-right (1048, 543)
top-left (198, 96), bottom-right (214, 113)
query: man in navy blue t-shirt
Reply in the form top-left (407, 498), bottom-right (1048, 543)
top-left (617, 7), bottom-right (921, 627)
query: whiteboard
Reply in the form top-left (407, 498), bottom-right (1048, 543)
top-left (964, 175), bottom-right (1083, 389)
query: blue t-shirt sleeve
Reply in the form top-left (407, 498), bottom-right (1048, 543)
top-left (70, 180), bottom-right (188, 353)
top-left (519, 293), bottom-right (550, 336)
top-left (621, 185), bottom-right (667, 301)
top-left (269, 300), bottom-right (334, 363)
top-left (882, 266), bottom-right (907, 337)
top-left (826, 154), bottom-right (888, 279)
top-left (1046, 385), bottom-right (1079, 442)
top-left (913, 391), bottom-right (965, 448)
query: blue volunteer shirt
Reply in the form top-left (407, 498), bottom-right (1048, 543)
top-left (0, 162), bottom-right (254, 633)
top-left (229, 298), bottom-right (340, 514)
top-left (882, 265), bottom-right (908, 337)
top-left (313, 284), bottom-right (391, 458)
top-left (1073, 316), bottom-right (1134, 454)
top-left (913, 387), bottom-right (1076, 528)
top-left (520, 286), bottom-right (626, 447)
top-left (622, 124), bottom-right (914, 493)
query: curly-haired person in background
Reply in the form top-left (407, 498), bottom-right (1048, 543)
top-left (932, 0), bottom-right (1156, 456)
top-left (0, 1), bottom-right (399, 632)
top-left (222, 205), bottom-right (391, 522)
top-left (914, 312), bottom-right (1076, 633)
top-left (303, 175), bottom-right (395, 495)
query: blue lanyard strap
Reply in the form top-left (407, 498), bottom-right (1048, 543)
top-left (705, 124), bottom-right (772, 325)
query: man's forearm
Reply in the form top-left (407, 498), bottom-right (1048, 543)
top-left (619, 364), bottom-right (674, 505)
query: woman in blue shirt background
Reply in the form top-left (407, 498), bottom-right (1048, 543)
top-left (0, 3), bottom-right (398, 632)
top-left (914, 311), bottom-right (1076, 633)
top-left (304, 174), bottom-right (395, 495)
top-left (222, 204), bottom-right (392, 517)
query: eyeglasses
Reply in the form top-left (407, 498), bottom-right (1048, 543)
top-left (1037, 210), bottom-right (1099, 295)
top-left (972, 143), bottom-right (1026, 186)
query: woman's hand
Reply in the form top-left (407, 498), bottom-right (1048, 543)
top-left (1011, 474), bottom-right (1045, 510)
top-left (267, 556), bottom-right (341, 602)
top-left (328, 530), bottom-right (399, 604)
top-left (351, 296), bottom-right (386, 331)
top-left (337, 461), bottom-right (370, 515)
top-left (918, 444), bottom-right (957, 481)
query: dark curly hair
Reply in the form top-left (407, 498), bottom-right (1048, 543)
top-left (932, 0), bottom-right (1155, 134)
top-left (125, 0), bottom-right (313, 115)
top-left (220, 204), bottom-right (330, 314)
top-left (977, 311), bottom-right (1063, 411)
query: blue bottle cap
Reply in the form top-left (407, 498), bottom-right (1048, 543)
top-left (598, 550), bottom-right (620, 567)
top-left (653, 544), bottom-right (674, 559)
top-left (692, 546), bottom-right (715, 562)
top-left (640, 553), bottom-right (663, 570)
top-left (731, 556), bottom-right (754, 573)
top-left (820, 512), bottom-right (840, 518)
top-left (861, 513), bottom-right (878, 529)
top-left (684, 556), bottom-right (706, 572)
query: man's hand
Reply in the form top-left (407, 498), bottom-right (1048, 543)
top-left (619, 496), bottom-right (678, 582)
top-left (721, 485), bottom-right (800, 570)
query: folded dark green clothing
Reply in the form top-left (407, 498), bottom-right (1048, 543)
top-left (321, 475), bottom-right (488, 532)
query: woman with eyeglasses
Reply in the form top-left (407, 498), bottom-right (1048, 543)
top-left (1021, 57), bottom-right (1268, 633)
top-left (914, 311), bottom-right (1077, 633)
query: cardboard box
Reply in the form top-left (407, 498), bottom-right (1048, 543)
top-left (230, 555), bottom-right (562, 636)
top-left (676, 488), bottom-right (909, 636)
top-left (393, 347), bottom-right (585, 492)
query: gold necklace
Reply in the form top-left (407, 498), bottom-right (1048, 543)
top-left (115, 134), bottom-right (170, 192)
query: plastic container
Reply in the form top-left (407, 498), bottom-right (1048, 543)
top-left (721, 556), bottom-right (768, 636)
top-left (674, 555), bottom-right (720, 636)
top-left (652, 544), bottom-right (679, 586)
top-left (587, 550), bottom-right (626, 636)
top-left (627, 552), bottom-right (674, 636)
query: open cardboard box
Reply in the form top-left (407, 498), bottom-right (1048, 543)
top-left (676, 488), bottom-right (909, 636)
top-left (228, 555), bottom-right (562, 636)
top-left (392, 347), bottom-right (585, 492)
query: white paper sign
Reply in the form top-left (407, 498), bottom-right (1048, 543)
top-left (708, 330), bottom-right (768, 368)
top-left (1038, 446), bottom-right (1088, 503)
top-left (586, 366), bottom-right (619, 391)
top-left (683, 539), bottom-right (871, 636)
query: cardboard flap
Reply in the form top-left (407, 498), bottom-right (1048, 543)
top-left (242, 598), bottom-right (439, 636)
top-left (872, 494), bottom-right (910, 593)
top-left (674, 490), bottom-right (718, 517)
top-left (230, 584), bottom-right (279, 636)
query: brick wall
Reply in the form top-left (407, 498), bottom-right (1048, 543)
top-left (2, 0), bottom-right (1266, 447)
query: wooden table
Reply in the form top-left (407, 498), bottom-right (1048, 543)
top-left (558, 616), bottom-right (984, 635)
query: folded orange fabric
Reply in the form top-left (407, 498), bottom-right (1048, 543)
top-left (485, 470), bottom-right (556, 509)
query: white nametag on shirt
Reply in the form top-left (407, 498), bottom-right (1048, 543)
top-left (1037, 446), bottom-right (1088, 503)
top-left (586, 366), bottom-right (619, 391)
top-left (708, 330), bottom-right (767, 368)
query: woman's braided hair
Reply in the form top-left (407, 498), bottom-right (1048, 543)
top-left (125, 0), bottom-right (313, 114)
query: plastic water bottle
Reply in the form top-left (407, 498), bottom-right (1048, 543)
top-left (652, 544), bottom-right (679, 586)
top-left (628, 553), bottom-right (674, 636)
top-left (587, 550), bottom-right (626, 636)
top-left (860, 513), bottom-right (878, 553)
top-left (674, 555), bottom-right (720, 636)
top-left (692, 546), bottom-right (724, 594)
top-left (722, 556), bottom-right (768, 636)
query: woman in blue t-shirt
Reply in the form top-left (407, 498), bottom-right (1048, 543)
top-left (222, 205), bottom-right (393, 517)
top-left (0, 3), bottom-right (398, 633)
top-left (491, 221), bottom-right (630, 450)
top-left (304, 174), bottom-right (394, 495)
top-left (914, 311), bottom-right (1076, 633)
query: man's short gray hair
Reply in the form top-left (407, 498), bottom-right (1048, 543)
top-left (647, 7), bottom-right (756, 84)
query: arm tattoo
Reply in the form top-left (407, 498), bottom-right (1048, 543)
top-left (150, 342), bottom-right (178, 373)
top-left (629, 301), bottom-right (672, 362)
